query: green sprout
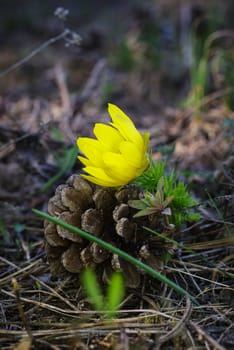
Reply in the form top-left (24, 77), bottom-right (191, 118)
top-left (183, 28), bottom-right (234, 114)
top-left (129, 177), bottom-right (174, 218)
top-left (135, 161), bottom-right (200, 226)
top-left (82, 268), bottom-right (125, 318)
top-left (134, 160), bottom-right (167, 194)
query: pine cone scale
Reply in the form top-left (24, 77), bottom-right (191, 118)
top-left (44, 175), bottom-right (172, 289)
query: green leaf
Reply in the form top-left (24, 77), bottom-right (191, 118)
top-left (128, 199), bottom-right (148, 210)
top-left (51, 126), bottom-right (64, 142)
top-left (163, 195), bottom-right (174, 208)
top-left (133, 207), bottom-right (157, 218)
top-left (146, 193), bottom-right (157, 206)
top-left (81, 267), bottom-right (104, 311)
top-left (105, 272), bottom-right (125, 317)
top-left (135, 160), bottom-right (166, 193)
top-left (33, 209), bottom-right (199, 306)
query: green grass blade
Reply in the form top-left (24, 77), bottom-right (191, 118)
top-left (81, 268), bottom-right (104, 311)
top-left (33, 209), bottom-right (199, 305)
top-left (105, 272), bottom-right (125, 317)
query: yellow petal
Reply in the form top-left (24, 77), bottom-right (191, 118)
top-left (77, 155), bottom-right (91, 167)
top-left (108, 103), bottom-right (143, 146)
top-left (81, 174), bottom-right (117, 187)
top-left (82, 166), bottom-right (118, 186)
top-left (119, 141), bottom-right (142, 168)
top-left (103, 152), bottom-right (136, 182)
top-left (77, 138), bottom-right (104, 167)
top-left (106, 168), bottom-right (136, 184)
top-left (93, 123), bottom-right (123, 151)
top-left (76, 104), bottom-right (150, 187)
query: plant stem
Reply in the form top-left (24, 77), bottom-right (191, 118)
top-left (33, 209), bottom-right (199, 306)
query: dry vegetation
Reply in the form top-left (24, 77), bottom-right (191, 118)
top-left (0, 1), bottom-right (233, 349)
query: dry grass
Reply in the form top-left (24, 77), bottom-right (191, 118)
top-left (0, 213), bottom-right (233, 349)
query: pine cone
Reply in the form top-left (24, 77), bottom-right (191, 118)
top-left (44, 174), bottom-right (173, 288)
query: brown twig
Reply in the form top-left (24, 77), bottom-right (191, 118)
top-left (155, 297), bottom-right (193, 349)
top-left (54, 62), bottom-right (71, 113)
top-left (12, 278), bottom-right (33, 341)
top-left (0, 29), bottom-right (80, 79)
top-left (0, 257), bottom-right (43, 284)
top-left (189, 320), bottom-right (226, 350)
top-left (81, 58), bottom-right (106, 100)
top-left (0, 256), bottom-right (78, 312)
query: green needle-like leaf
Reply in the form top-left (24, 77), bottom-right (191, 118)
top-left (33, 209), bottom-right (199, 306)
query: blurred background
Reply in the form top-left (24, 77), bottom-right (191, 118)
top-left (0, 0), bottom-right (233, 205)
top-left (0, 0), bottom-right (233, 105)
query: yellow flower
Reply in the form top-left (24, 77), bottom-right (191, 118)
top-left (77, 103), bottom-right (149, 187)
